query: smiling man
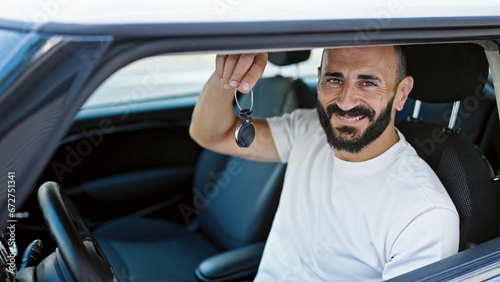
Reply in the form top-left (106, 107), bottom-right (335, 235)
top-left (316, 47), bottom-right (408, 161)
top-left (189, 46), bottom-right (459, 281)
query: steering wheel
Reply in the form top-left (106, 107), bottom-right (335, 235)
top-left (38, 181), bottom-right (116, 281)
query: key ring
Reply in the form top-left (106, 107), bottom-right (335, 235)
top-left (234, 88), bottom-right (253, 112)
top-left (234, 87), bottom-right (255, 148)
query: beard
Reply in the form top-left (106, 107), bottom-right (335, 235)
top-left (316, 95), bottom-right (395, 154)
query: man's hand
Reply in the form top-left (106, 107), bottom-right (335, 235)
top-left (216, 53), bottom-right (268, 93)
top-left (190, 52), bottom-right (280, 162)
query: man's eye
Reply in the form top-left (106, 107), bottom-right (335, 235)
top-left (327, 78), bottom-right (342, 84)
top-left (361, 81), bottom-right (377, 86)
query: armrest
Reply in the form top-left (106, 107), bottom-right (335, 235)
top-left (195, 242), bottom-right (265, 282)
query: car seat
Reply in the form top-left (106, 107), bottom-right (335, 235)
top-left (395, 89), bottom-right (496, 145)
top-left (476, 77), bottom-right (500, 173)
top-left (93, 51), bottom-right (317, 281)
top-left (396, 43), bottom-right (497, 251)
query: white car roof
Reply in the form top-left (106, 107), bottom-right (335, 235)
top-left (2, 0), bottom-right (500, 25)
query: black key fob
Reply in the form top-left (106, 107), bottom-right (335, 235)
top-left (234, 89), bottom-right (256, 148)
top-left (235, 109), bottom-right (255, 148)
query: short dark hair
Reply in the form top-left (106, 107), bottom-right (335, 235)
top-left (319, 46), bottom-right (407, 86)
top-left (393, 45), bottom-right (407, 85)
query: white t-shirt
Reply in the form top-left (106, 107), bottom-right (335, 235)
top-left (256, 109), bottom-right (459, 281)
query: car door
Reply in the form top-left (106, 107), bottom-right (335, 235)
top-left (26, 54), bottom-right (218, 233)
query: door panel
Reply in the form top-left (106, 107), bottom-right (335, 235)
top-left (33, 103), bottom-right (201, 226)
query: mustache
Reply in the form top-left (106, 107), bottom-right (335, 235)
top-left (325, 103), bottom-right (375, 122)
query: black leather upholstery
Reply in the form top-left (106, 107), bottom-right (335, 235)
top-left (195, 73), bottom-right (316, 252)
top-left (95, 217), bottom-right (220, 281)
top-left (396, 43), bottom-right (497, 251)
top-left (196, 242), bottom-right (266, 281)
top-left (94, 52), bottom-right (317, 281)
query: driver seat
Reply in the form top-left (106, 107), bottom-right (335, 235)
top-left (396, 43), bottom-right (497, 251)
top-left (93, 51), bottom-right (316, 281)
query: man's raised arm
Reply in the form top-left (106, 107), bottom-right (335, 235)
top-left (189, 53), bottom-right (281, 162)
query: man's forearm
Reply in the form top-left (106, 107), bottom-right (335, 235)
top-left (189, 72), bottom-right (238, 148)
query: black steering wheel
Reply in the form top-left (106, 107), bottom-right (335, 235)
top-left (38, 181), bottom-right (116, 281)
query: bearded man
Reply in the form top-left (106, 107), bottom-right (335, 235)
top-left (189, 46), bottom-right (459, 281)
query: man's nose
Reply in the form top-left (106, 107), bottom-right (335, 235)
top-left (336, 83), bottom-right (359, 112)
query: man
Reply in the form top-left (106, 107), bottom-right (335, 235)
top-left (189, 46), bottom-right (459, 281)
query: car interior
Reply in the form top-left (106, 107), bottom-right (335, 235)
top-left (397, 43), bottom-right (496, 251)
top-left (12, 41), bottom-right (500, 281)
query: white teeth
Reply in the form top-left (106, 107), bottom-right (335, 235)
top-left (338, 115), bottom-right (363, 121)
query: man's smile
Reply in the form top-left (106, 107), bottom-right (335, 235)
top-left (317, 93), bottom-right (395, 154)
top-left (333, 113), bottom-right (368, 124)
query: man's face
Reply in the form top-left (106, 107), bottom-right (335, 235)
top-left (316, 46), bottom-right (401, 154)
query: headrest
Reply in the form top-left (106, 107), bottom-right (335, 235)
top-left (268, 50), bottom-right (310, 66)
top-left (405, 43), bottom-right (489, 103)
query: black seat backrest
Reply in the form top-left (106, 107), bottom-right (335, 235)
top-left (396, 43), bottom-right (497, 251)
top-left (480, 106), bottom-right (500, 174)
top-left (194, 51), bottom-right (316, 250)
top-left (396, 93), bottom-right (496, 145)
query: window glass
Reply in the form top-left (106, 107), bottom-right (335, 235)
top-left (0, 29), bottom-right (42, 95)
top-left (82, 49), bottom-right (322, 109)
top-left (0, 29), bottom-right (27, 59)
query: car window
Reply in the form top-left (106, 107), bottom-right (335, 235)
top-left (0, 29), bottom-right (26, 60)
top-left (81, 49), bottom-right (322, 109)
top-left (0, 29), bottom-right (41, 95)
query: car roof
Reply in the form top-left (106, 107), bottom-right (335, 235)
top-left (2, 0), bottom-right (500, 26)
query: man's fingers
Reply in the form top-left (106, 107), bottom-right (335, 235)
top-left (228, 53), bottom-right (256, 90)
top-left (221, 55), bottom-right (241, 89)
top-left (215, 53), bottom-right (268, 92)
top-left (215, 55), bottom-right (227, 80)
top-left (238, 53), bottom-right (268, 93)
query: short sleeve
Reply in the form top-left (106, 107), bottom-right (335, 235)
top-left (382, 208), bottom-right (459, 280)
top-left (266, 109), bottom-right (316, 163)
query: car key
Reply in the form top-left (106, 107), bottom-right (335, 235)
top-left (234, 89), bottom-right (255, 148)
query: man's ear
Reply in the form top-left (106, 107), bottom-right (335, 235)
top-left (395, 76), bottom-right (414, 111)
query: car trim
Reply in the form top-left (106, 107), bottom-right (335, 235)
top-left (1, 17), bottom-right (500, 43)
top-left (37, 17), bottom-right (500, 41)
top-left (75, 95), bottom-right (198, 121)
top-left (388, 237), bottom-right (500, 281)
